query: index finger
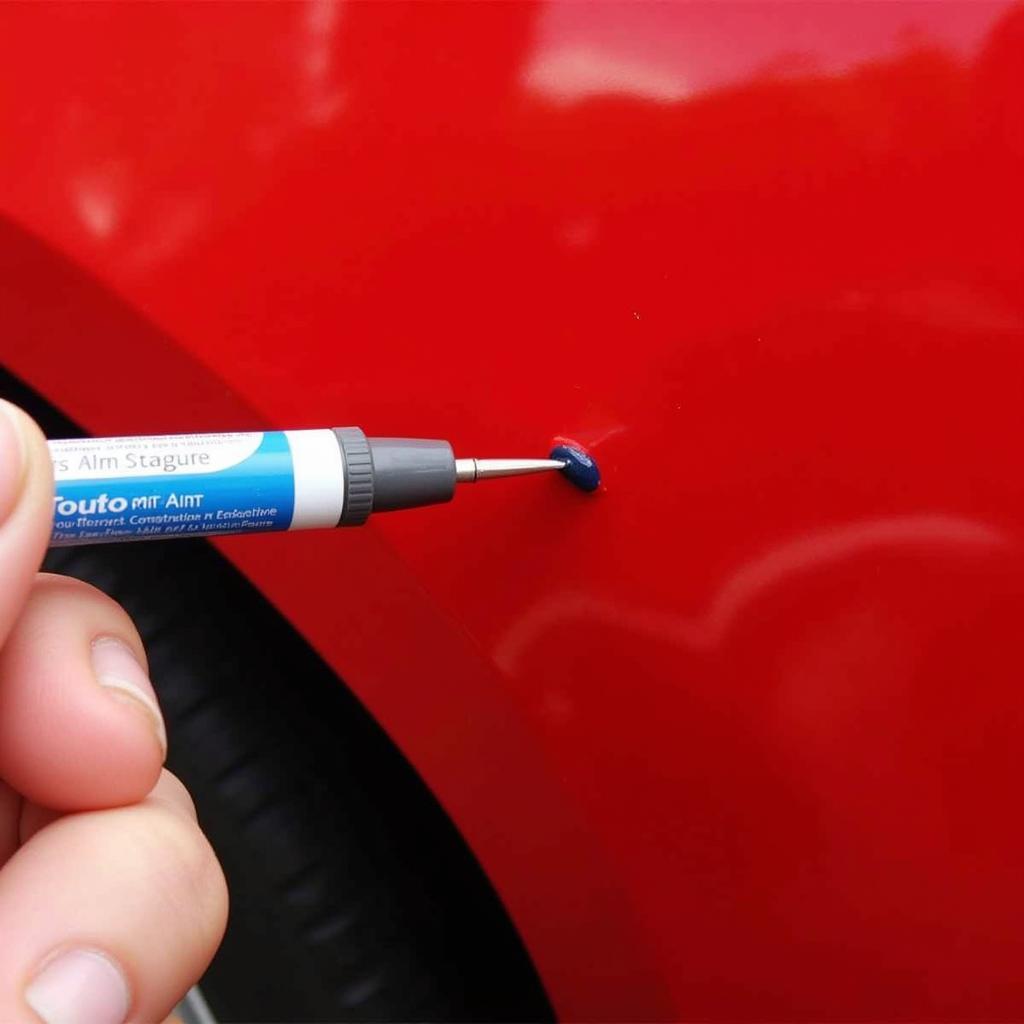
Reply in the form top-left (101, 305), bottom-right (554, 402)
top-left (0, 574), bottom-right (166, 811)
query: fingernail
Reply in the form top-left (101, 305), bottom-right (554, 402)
top-left (0, 400), bottom-right (28, 525)
top-left (91, 637), bottom-right (167, 757)
top-left (25, 948), bottom-right (130, 1024)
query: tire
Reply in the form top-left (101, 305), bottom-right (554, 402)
top-left (4, 367), bottom-right (553, 1023)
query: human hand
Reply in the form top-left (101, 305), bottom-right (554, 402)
top-left (0, 401), bottom-right (228, 1023)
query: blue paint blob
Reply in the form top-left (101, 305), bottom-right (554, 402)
top-left (550, 444), bottom-right (601, 492)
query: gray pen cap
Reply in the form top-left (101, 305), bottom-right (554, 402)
top-left (333, 428), bottom-right (457, 526)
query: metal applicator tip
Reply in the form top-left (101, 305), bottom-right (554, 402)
top-left (455, 458), bottom-right (567, 483)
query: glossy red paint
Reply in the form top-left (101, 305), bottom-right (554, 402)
top-left (2, 2), bottom-right (1024, 1018)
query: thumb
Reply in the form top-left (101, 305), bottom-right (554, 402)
top-left (0, 401), bottom-right (53, 648)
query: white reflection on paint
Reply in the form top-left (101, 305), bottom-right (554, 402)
top-left (72, 174), bottom-right (121, 240)
top-left (523, 45), bottom-right (690, 105)
top-left (302, 0), bottom-right (346, 125)
top-left (522, 1), bottom-right (1007, 106)
top-left (495, 514), bottom-right (1009, 672)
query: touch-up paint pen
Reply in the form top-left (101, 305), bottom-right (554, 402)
top-left (46, 428), bottom-right (600, 548)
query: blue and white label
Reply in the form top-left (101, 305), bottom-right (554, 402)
top-left (47, 430), bottom-right (345, 547)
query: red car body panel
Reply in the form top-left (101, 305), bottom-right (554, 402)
top-left (2, 3), bottom-right (1024, 1018)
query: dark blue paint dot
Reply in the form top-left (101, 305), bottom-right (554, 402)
top-left (550, 444), bottom-right (601, 492)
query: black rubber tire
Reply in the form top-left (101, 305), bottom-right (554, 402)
top-left (4, 368), bottom-right (553, 1023)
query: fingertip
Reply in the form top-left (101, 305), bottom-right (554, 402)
top-left (0, 402), bottom-right (28, 525)
top-left (0, 576), bottom-right (166, 812)
top-left (0, 403), bottom-right (54, 649)
top-left (35, 575), bottom-right (150, 672)
top-left (0, 400), bottom-right (53, 511)
top-left (147, 771), bottom-right (199, 824)
top-left (92, 636), bottom-right (166, 757)
top-left (0, 708), bottom-right (164, 812)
